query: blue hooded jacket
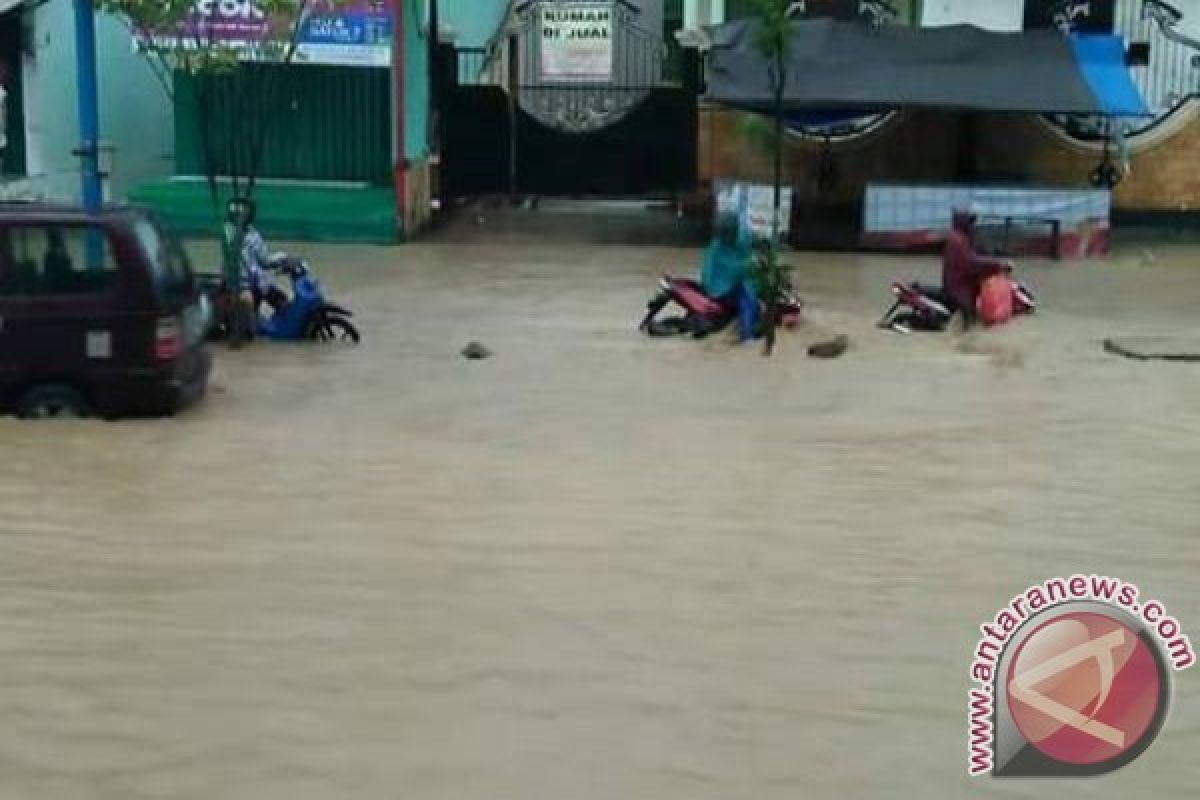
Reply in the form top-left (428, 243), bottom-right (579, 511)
top-left (701, 213), bottom-right (752, 300)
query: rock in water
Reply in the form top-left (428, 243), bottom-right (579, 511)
top-left (1104, 336), bottom-right (1200, 362)
top-left (461, 341), bottom-right (492, 360)
top-left (808, 335), bottom-right (849, 359)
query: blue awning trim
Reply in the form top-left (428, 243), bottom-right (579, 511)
top-left (1070, 35), bottom-right (1150, 117)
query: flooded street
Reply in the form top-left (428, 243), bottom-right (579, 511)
top-left (2, 221), bottom-right (1199, 799)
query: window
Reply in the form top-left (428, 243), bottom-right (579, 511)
top-left (664, 0), bottom-right (686, 81)
top-left (0, 224), bottom-right (117, 296)
top-left (0, 15), bottom-right (26, 177)
top-left (132, 217), bottom-right (194, 300)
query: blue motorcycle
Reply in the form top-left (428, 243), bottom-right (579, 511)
top-left (200, 259), bottom-right (360, 343)
top-left (259, 258), bottom-right (360, 342)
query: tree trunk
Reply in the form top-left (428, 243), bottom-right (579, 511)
top-left (194, 71), bottom-right (250, 349)
top-left (762, 294), bottom-right (778, 356)
top-left (763, 50), bottom-right (785, 357)
top-left (772, 54), bottom-right (784, 241)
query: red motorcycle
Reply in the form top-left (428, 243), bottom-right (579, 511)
top-left (878, 280), bottom-right (1036, 333)
top-left (639, 276), bottom-right (802, 338)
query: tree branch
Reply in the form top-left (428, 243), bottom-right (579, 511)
top-left (246, 0), bottom-right (319, 198)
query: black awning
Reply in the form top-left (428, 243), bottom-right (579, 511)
top-left (704, 19), bottom-right (1148, 116)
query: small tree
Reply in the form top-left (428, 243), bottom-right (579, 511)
top-left (746, 0), bottom-right (794, 356)
top-left (96, 0), bottom-right (324, 286)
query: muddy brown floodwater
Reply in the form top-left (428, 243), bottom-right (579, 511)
top-left (2, 220), bottom-right (1199, 799)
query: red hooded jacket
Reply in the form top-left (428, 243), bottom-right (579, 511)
top-left (942, 213), bottom-right (1010, 313)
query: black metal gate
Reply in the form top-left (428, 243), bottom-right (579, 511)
top-left (440, 46), bottom-right (513, 198)
top-left (439, 4), bottom-right (698, 201)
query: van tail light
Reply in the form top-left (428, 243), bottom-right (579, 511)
top-left (155, 317), bottom-right (182, 361)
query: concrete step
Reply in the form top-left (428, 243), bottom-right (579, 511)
top-left (130, 179), bottom-right (398, 244)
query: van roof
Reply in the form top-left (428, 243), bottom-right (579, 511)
top-left (0, 203), bottom-right (148, 225)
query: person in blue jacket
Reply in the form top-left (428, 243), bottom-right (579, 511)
top-left (701, 212), bottom-right (760, 341)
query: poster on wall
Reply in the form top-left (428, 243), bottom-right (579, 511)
top-left (539, 1), bottom-right (614, 83)
top-left (862, 184), bottom-right (1112, 258)
top-left (716, 180), bottom-right (792, 239)
top-left (139, 0), bottom-right (394, 68)
top-left (1022, 0), bottom-right (1115, 33)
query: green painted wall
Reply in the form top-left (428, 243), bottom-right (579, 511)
top-left (173, 64), bottom-right (392, 185)
top-left (403, 0), bottom-right (430, 162)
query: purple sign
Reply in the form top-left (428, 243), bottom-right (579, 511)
top-left (149, 0), bottom-right (394, 67)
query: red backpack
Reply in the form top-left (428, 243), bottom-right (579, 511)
top-left (977, 275), bottom-right (1015, 327)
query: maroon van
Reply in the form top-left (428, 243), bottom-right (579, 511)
top-left (0, 205), bottom-right (212, 418)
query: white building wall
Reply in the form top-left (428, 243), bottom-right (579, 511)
top-left (19, 0), bottom-right (172, 203)
top-left (684, 0), bottom-right (725, 28)
top-left (920, 0), bottom-right (1200, 125)
top-left (921, 0), bottom-right (1024, 31)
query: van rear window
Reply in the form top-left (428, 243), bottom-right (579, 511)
top-left (133, 218), bottom-right (193, 298)
top-left (0, 225), bottom-right (117, 296)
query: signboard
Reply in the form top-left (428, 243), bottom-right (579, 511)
top-left (716, 180), bottom-right (792, 238)
top-left (539, 1), bottom-right (613, 83)
top-left (141, 0), bottom-right (393, 68)
top-left (921, 0), bottom-right (1024, 31)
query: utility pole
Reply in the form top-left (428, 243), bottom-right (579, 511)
top-left (72, 0), bottom-right (103, 215)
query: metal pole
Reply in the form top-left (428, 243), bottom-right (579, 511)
top-left (72, 0), bottom-right (103, 215)
top-left (392, 0), bottom-right (408, 236)
top-left (507, 34), bottom-right (518, 202)
top-left (428, 0), bottom-right (442, 214)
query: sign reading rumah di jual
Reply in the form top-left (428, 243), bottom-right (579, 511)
top-left (967, 575), bottom-right (1194, 777)
top-left (539, 1), bottom-right (613, 82)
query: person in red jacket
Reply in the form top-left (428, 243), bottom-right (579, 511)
top-left (942, 211), bottom-right (1012, 326)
